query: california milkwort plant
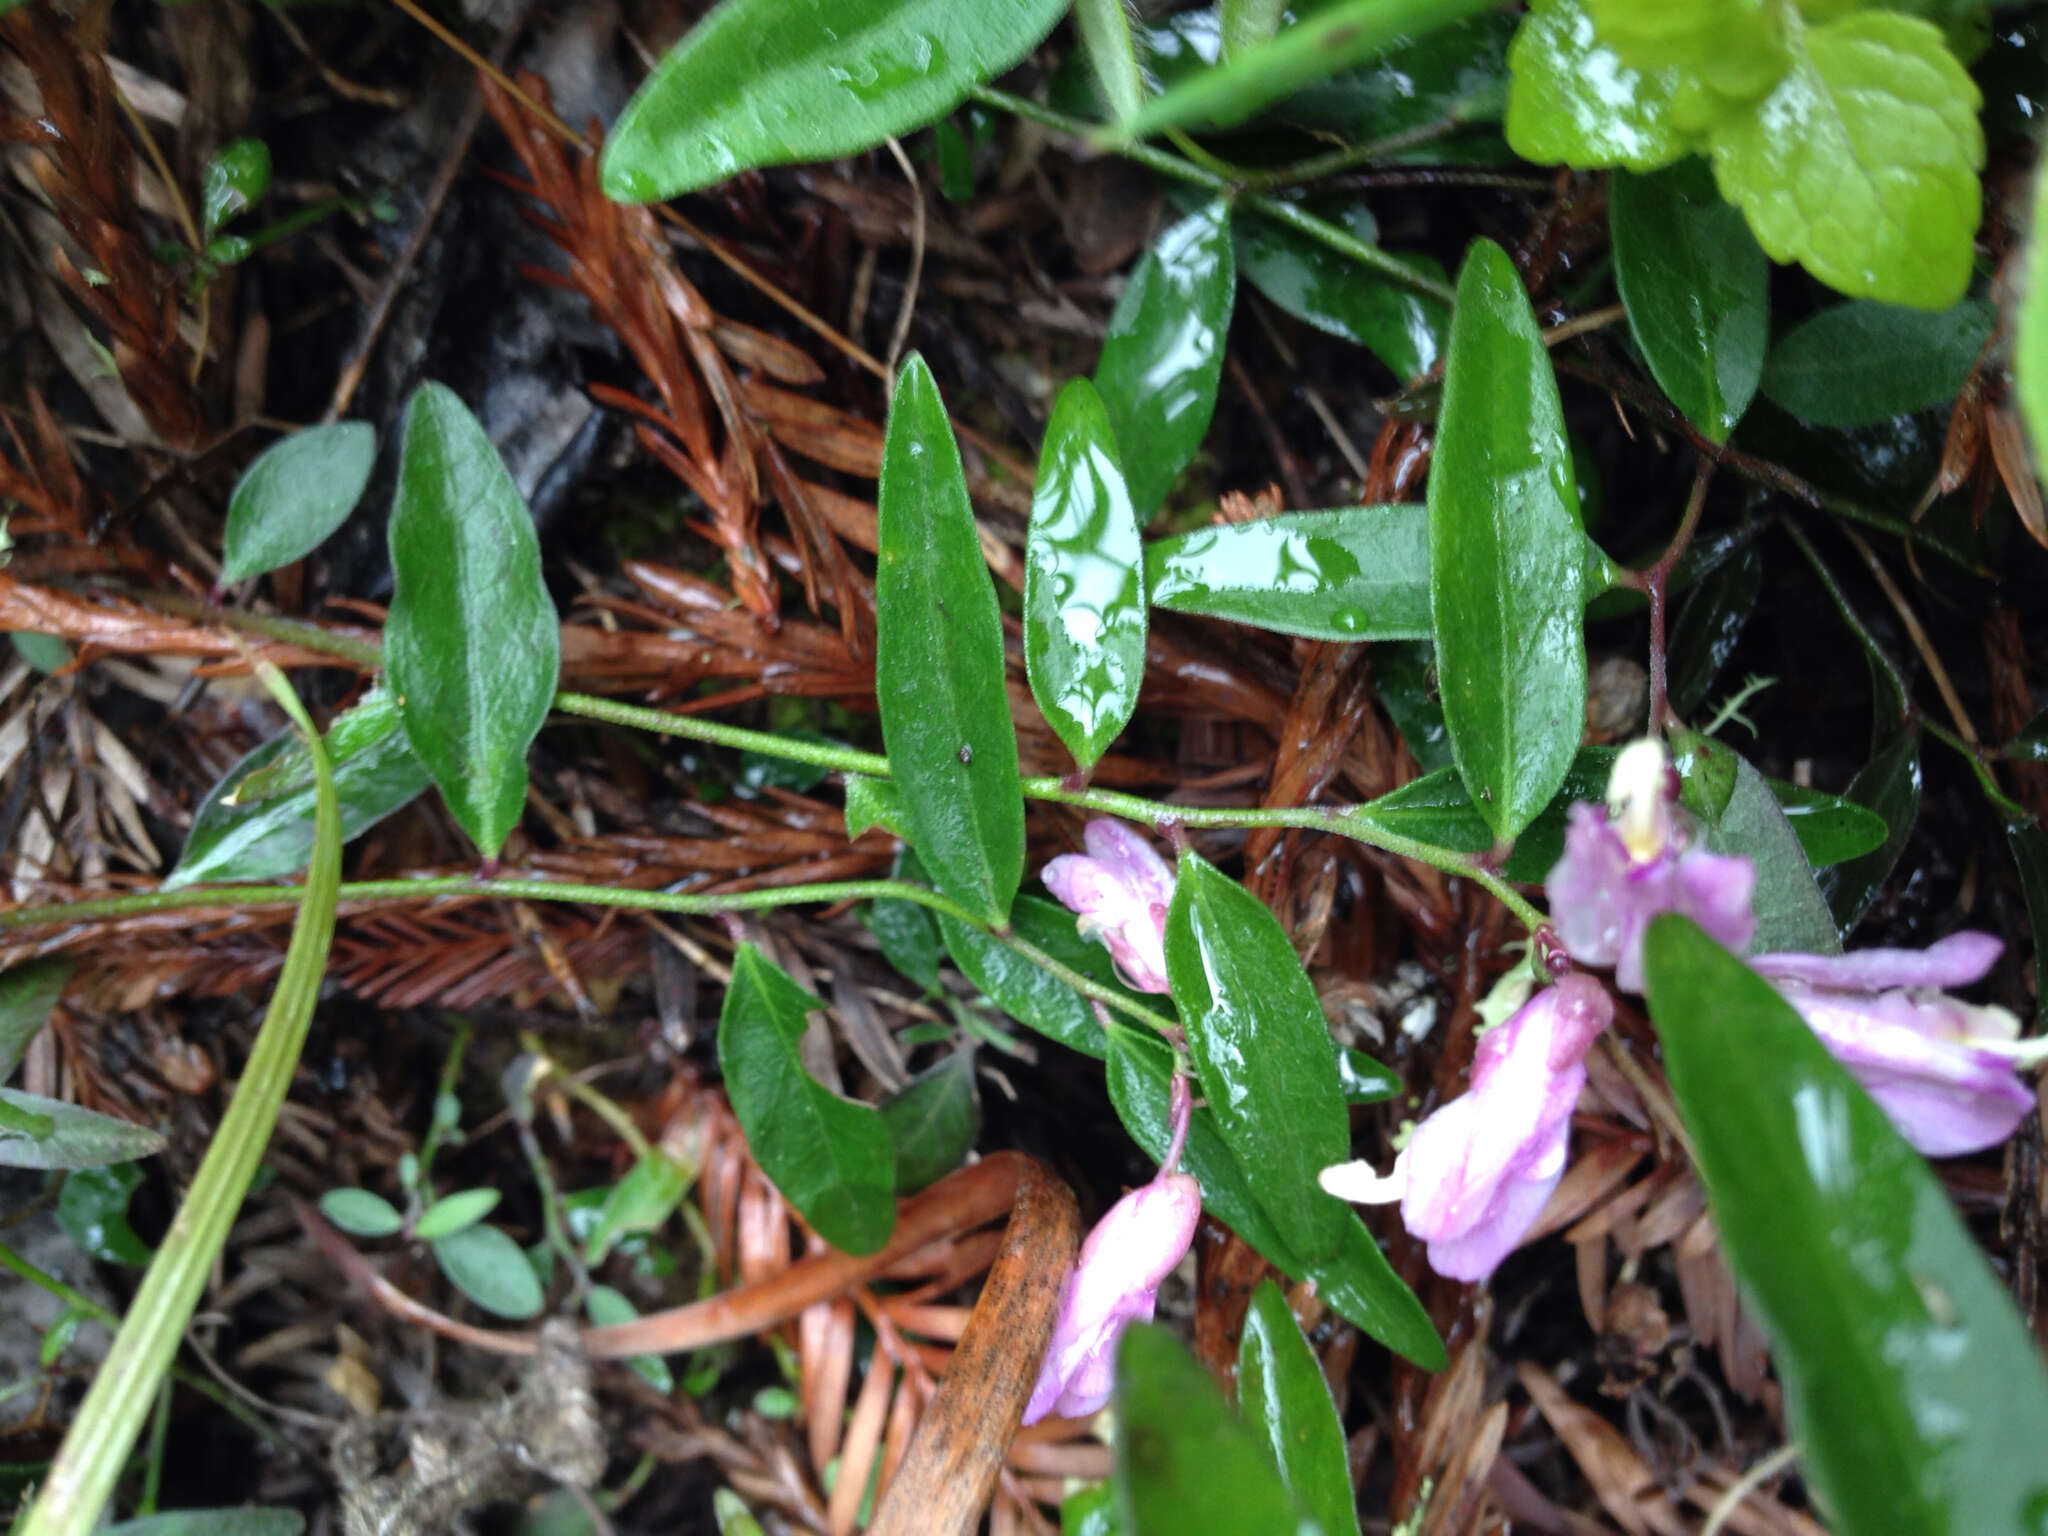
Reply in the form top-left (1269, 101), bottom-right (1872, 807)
top-left (3, 0), bottom-right (2048, 1533)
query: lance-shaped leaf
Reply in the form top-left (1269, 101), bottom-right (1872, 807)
top-left (1761, 297), bottom-right (1996, 427)
top-left (717, 944), bottom-right (896, 1254)
top-left (875, 355), bottom-right (1024, 923)
top-left (0, 1093), bottom-right (164, 1171)
top-left (1767, 781), bottom-right (1887, 869)
top-left (939, 895), bottom-right (1141, 1060)
top-left (1239, 1280), bottom-right (1360, 1536)
top-left (1700, 753), bottom-right (1840, 956)
top-left (1025, 378), bottom-right (1146, 772)
top-left (0, 958), bottom-right (72, 1080)
top-left (221, 422), bottom-right (376, 583)
top-left (1427, 238), bottom-right (1589, 843)
top-left (1235, 213), bottom-right (1449, 380)
top-left (879, 1045), bottom-right (980, 1194)
top-left (387, 384), bottom-right (560, 860)
top-left (1146, 506), bottom-right (1431, 641)
top-left (1643, 916), bottom-right (2048, 1536)
top-left (1095, 201), bottom-right (1236, 518)
top-left (1165, 854), bottom-right (1350, 1263)
top-left (600, 0), bottom-right (1068, 201)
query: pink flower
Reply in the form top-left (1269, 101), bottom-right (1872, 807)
top-left (1023, 1079), bottom-right (1201, 1424)
top-left (1319, 975), bottom-right (1614, 1282)
top-left (1545, 740), bottom-right (1754, 992)
top-left (1752, 932), bottom-right (2040, 1157)
top-left (1042, 819), bottom-right (1175, 994)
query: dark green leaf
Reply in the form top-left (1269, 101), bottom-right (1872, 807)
top-left (1350, 749), bottom-right (1615, 882)
top-left (414, 1187), bottom-right (501, 1241)
top-left (1643, 915), bottom-right (2048, 1536)
top-left (0, 957), bottom-right (72, 1081)
top-left (717, 944), bottom-right (896, 1254)
top-left (1670, 724), bottom-right (1739, 822)
top-left (1165, 854), bottom-right (1350, 1262)
top-left (1335, 1047), bottom-right (1399, 1105)
top-left (1234, 214), bottom-right (1449, 380)
top-left (432, 1223), bottom-right (544, 1319)
top-left (1427, 238), bottom-right (1590, 843)
top-left (861, 895), bottom-right (943, 994)
top-left (880, 1045), bottom-right (980, 1193)
top-left (600, 0), bottom-right (1067, 201)
top-left (1094, 201), bottom-right (1236, 517)
top-left (1239, 1280), bottom-right (1359, 1536)
top-left (1281, 13), bottom-right (1515, 148)
top-left (387, 383), bottom-right (560, 860)
top-left (1767, 781), bottom-right (1888, 869)
top-left (221, 423), bottom-right (376, 582)
top-left (1025, 379), bottom-right (1146, 771)
top-left (875, 355), bottom-right (1024, 923)
top-left (2004, 815), bottom-right (2048, 1029)
top-left (584, 1285), bottom-right (675, 1394)
top-left (938, 894), bottom-right (1142, 1059)
top-left (200, 138), bottom-right (270, 238)
top-left (56, 1161), bottom-right (154, 1264)
top-left (1373, 641), bottom-right (1452, 774)
top-left (1819, 729), bottom-right (1923, 934)
top-left (1075, 0), bottom-right (1144, 122)
top-left (105, 1509), bottom-right (302, 1536)
top-left (1668, 536), bottom-right (1762, 716)
top-left (1145, 507), bottom-right (1431, 642)
top-left (10, 631), bottom-right (70, 674)
top-left (585, 1152), bottom-right (690, 1263)
top-left (0, 1093), bottom-right (163, 1171)
top-left (1105, 1026), bottom-right (1440, 1367)
top-left (1700, 754), bottom-right (1840, 955)
top-left (1610, 159), bottom-right (1769, 442)
top-left (1061, 1482), bottom-right (1121, 1536)
top-left (319, 1187), bottom-right (404, 1238)
top-left (1112, 1324), bottom-right (1314, 1535)
top-left (2006, 710), bottom-right (2048, 765)
top-left (165, 688), bottom-right (434, 888)
top-left (1760, 299), bottom-right (1996, 428)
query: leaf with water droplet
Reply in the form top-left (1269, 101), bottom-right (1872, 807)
top-left (1239, 1279), bottom-right (1359, 1536)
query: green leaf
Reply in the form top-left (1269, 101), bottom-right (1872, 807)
top-left (879, 1045), bottom-right (980, 1193)
top-left (1165, 854), bottom-right (1350, 1263)
top-left (599, 0), bottom-right (1067, 201)
top-left (1234, 215), bottom-right (1449, 380)
top-left (104, 1510), bottom-right (302, 1536)
top-left (386, 383), bottom-right (560, 860)
top-left (1025, 379), bottom-right (1147, 771)
top-left (165, 689), bottom-right (434, 888)
top-left (1105, 1027), bottom-right (1440, 1368)
top-left (1760, 298), bottom-right (1995, 426)
top-left (56, 1161), bottom-right (155, 1264)
top-left (1335, 1046), bottom-right (1399, 1105)
top-left (1427, 238), bottom-right (1590, 843)
top-left (200, 138), bottom-right (270, 238)
top-left (1671, 725), bottom-right (1739, 821)
top-left (584, 1152), bottom-right (690, 1264)
top-left (1767, 781), bottom-right (1888, 869)
top-left (1350, 749), bottom-right (1615, 882)
top-left (861, 895), bottom-right (943, 994)
top-left (2004, 815), bottom-right (2048, 1029)
top-left (221, 422), bottom-right (375, 583)
top-left (1642, 915), bottom-right (2048, 1536)
top-left (1586, 0), bottom-right (1790, 111)
top-left (1238, 1280), bottom-right (1359, 1536)
top-left (1280, 13), bottom-right (1515, 151)
top-left (0, 958), bottom-right (72, 1081)
top-left (432, 1222), bottom-right (544, 1319)
top-left (2018, 147), bottom-right (2048, 474)
top-left (1708, 12), bottom-right (1984, 308)
top-left (1112, 1324), bottom-right (1315, 1535)
top-left (1061, 1482), bottom-right (1120, 1536)
top-left (0, 1093), bottom-right (163, 1171)
top-left (937, 894), bottom-right (1138, 1059)
top-left (318, 1187), bottom-right (404, 1238)
top-left (1504, 0), bottom-right (1689, 172)
top-left (413, 1187), bottom-right (501, 1241)
top-left (875, 355), bottom-right (1024, 924)
top-left (1094, 201), bottom-right (1236, 518)
top-left (1610, 159), bottom-right (1769, 441)
top-left (1075, 0), bottom-right (1144, 122)
top-left (716, 944), bottom-right (896, 1254)
top-left (1668, 536), bottom-right (1762, 715)
top-left (1373, 641), bottom-right (1452, 773)
top-left (11, 630), bottom-right (71, 674)
top-left (1105, 0), bottom-right (1495, 143)
top-left (843, 774), bottom-right (911, 843)
top-left (1145, 507), bottom-right (1431, 642)
top-left (712, 1490), bottom-right (767, 1536)
top-left (1700, 753), bottom-right (1840, 955)
top-left (584, 1285), bottom-right (675, 1394)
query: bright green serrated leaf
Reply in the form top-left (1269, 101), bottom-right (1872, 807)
top-left (221, 423), bottom-right (376, 583)
top-left (1505, 0), bottom-right (1690, 172)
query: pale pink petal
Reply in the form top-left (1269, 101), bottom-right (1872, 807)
top-left (1752, 931), bottom-right (2002, 992)
top-left (1081, 819), bottom-right (1176, 908)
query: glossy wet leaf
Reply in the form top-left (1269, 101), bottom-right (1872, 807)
top-left (1700, 754), bottom-right (1840, 956)
top-left (1610, 159), bottom-right (1769, 441)
top-left (1428, 238), bottom-right (1589, 844)
top-left (1106, 0), bottom-right (1495, 142)
top-left (1025, 379), bottom-right (1146, 771)
top-left (1767, 781), bottom-right (1888, 869)
top-left (1094, 201), bottom-right (1235, 518)
top-left (431, 1222), bottom-right (544, 1319)
top-left (1061, 1482), bottom-right (1119, 1536)
top-left (879, 1045), bottom-right (979, 1193)
top-left (1234, 214), bottom-right (1449, 380)
top-left (387, 383), bottom-right (560, 860)
top-left (1668, 536), bottom-right (1762, 716)
top-left (1643, 915), bottom-right (2048, 1536)
top-left (2018, 150), bottom-right (2048, 471)
top-left (1239, 1280), bottom-right (1358, 1536)
top-left (200, 138), bottom-right (269, 238)
top-left (1112, 1323), bottom-right (1315, 1535)
top-left (937, 894), bottom-right (1147, 1060)
top-left (599, 0), bottom-right (1068, 201)
top-left (1351, 749), bottom-right (1614, 881)
top-left (105, 1510), bottom-right (302, 1536)
top-left (585, 1152), bottom-right (690, 1264)
top-left (1709, 12), bottom-right (1983, 308)
top-left (1146, 507), bottom-right (1431, 642)
top-left (56, 1161), bottom-right (155, 1264)
top-left (1121, 1025), bottom-right (1445, 1364)
top-left (875, 355), bottom-right (1024, 924)
top-left (1761, 298), bottom-right (1996, 427)
top-left (1282, 12), bottom-right (1514, 148)
top-left (1505, 0), bottom-right (1688, 172)
top-left (221, 423), bottom-right (376, 583)
top-left (318, 1187), bottom-right (404, 1238)
top-left (1671, 726), bottom-right (1738, 822)
top-left (0, 957), bottom-right (71, 1081)
top-left (1335, 1047), bottom-right (1399, 1105)
top-left (1374, 641), bottom-right (1453, 773)
top-left (717, 944), bottom-right (896, 1254)
top-left (0, 1092), bottom-right (163, 1171)
top-left (1165, 854), bottom-right (1350, 1263)
top-left (165, 688), bottom-right (434, 888)
top-left (413, 1187), bottom-right (501, 1242)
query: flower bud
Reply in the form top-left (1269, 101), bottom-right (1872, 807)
top-left (1042, 819), bottom-right (1176, 994)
